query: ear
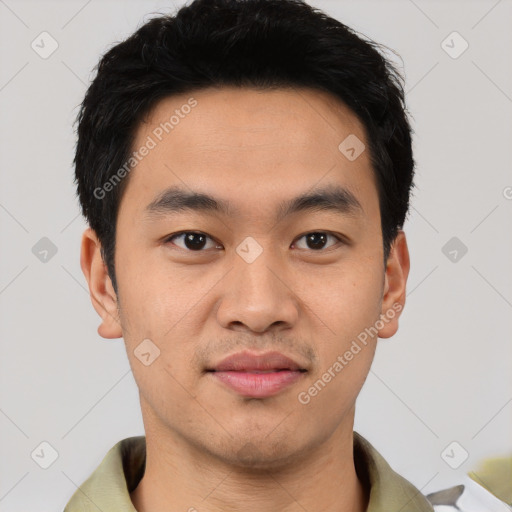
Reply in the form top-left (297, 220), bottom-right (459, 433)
top-left (378, 230), bottom-right (410, 339)
top-left (80, 227), bottom-right (123, 339)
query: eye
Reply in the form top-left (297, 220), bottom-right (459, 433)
top-left (164, 230), bottom-right (345, 252)
top-left (164, 231), bottom-right (222, 251)
top-left (292, 232), bottom-right (343, 251)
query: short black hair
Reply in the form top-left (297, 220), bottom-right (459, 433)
top-left (74, 0), bottom-right (415, 294)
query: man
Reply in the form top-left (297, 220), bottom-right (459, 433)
top-left (64, 0), bottom-right (434, 510)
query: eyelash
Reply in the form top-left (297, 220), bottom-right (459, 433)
top-left (163, 231), bottom-right (346, 252)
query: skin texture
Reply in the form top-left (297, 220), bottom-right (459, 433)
top-left (80, 86), bottom-right (410, 512)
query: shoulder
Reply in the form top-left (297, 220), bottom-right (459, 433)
top-left (353, 432), bottom-right (435, 511)
top-left (63, 436), bottom-right (146, 512)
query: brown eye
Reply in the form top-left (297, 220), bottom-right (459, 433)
top-left (166, 232), bottom-right (220, 251)
top-left (293, 232), bottom-right (342, 251)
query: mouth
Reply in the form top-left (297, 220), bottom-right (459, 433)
top-left (206, 350), bottom-right (307, 398)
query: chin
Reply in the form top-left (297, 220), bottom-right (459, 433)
top-left (207, 433), bottom-right (306, 472)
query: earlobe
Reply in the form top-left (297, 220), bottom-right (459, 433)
top-left (378, 230), bottom-right (410, 339)
top-left (80, 228), bottom-right (123, 339)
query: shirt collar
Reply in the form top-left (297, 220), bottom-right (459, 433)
top-left (353, 432), bottom-right (434, 511)
top-left (64, 431), bottom-right (433, 512)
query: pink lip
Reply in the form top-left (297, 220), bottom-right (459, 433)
top-left (207, 350), bottom-right (307, 398)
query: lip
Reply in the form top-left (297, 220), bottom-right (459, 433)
top-left (207, 350), bottom-right (307, 398)
top-left (210, 350), bottom-right (305, 372)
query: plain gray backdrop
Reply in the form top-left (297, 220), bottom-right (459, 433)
top-left (0, 0), bottom-right (511, 510)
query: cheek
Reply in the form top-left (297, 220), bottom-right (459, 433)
top-left (294, 336), bottom-right (376, 446)
top-left (297, 266), bottom-right (380, 415)
top-left (121, 294), bottom-right (200, 419)
top-left (117, 256), bottom-right (204, 371)
top-left (309, 351), bottom-right (374, 422)
top-left (116, 246), bottom-right (192, 334)
top-left (299, 258), bottom-right (383, 337)
top-left (297, 259), bottom-right (382, 399)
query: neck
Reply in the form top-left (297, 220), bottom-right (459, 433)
top-left (130, 416), bottom-right (369, 512)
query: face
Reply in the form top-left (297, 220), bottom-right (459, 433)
top-left (82, 86), bottom-right (409, 469)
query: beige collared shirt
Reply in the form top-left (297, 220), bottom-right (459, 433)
top-left (64, 431), bottom-right (434, 511)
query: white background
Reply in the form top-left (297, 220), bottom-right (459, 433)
top-left (0, 0), bottom-right (511, 510)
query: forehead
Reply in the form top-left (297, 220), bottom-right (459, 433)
top-left (121, 86), bottom-right (378, 222)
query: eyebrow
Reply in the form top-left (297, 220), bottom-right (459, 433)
top-left (144, 184), bottom-right (364, 222)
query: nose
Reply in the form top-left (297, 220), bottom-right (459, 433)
top-left (216, 247), bottom-right (300, 334)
